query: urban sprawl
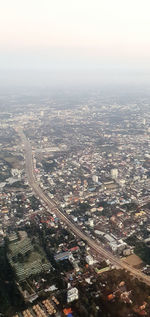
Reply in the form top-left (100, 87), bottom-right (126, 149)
top-left (1, 91), bottom-right (150, 317)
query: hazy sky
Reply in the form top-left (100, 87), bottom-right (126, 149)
top-left (0, 0), bottom-right (150, 87)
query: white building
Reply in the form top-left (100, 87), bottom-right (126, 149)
top-left (88, 218), bottom-right (94, 227)
top-left (86, 255), bottom-right (94, 265)
top-left (11, 168), bottom-right (21, 178)
top-left (92, 175), bottom-right (99, 183)
top-left (143, 118), bottom-right (146, 125)
top-left (67, 288), bottom-right (79, 303)
top-left (111, 168), bottom-right (118, 179)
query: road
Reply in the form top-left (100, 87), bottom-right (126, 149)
top-left (18, 129), bottom-right (150, 286)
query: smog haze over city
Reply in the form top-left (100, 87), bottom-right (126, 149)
top-left (1, 1), bottom-right (150, 317)
top-left (1, 0), bottom-right (150, 89)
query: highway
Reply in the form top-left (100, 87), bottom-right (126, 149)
top-left (18, 129), bottom-right (150, 287)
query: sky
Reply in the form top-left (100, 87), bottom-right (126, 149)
top-left (0, 0), bottom-right (150, 88)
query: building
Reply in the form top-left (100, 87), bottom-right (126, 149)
top-left (54, 251), bottom-right (71, 262)
top-left (67, 288), bottom-right (78, 303)
top-left (111, 168), bottom-right (118, 179)
top-left (143, 118), bottom-right (146, 125)
top-left (123, 249), bottom-right (131, 256)
top-left (88, 218), bottom-right (94, 227)
top-left (86, 255), bottom-right (94, 265)
top-left (92, 175), bottom-right (99, 183)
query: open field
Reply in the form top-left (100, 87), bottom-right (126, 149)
top-left (0, 151), bottom-right (23, 169)
top-left (122, 254), bottom-right (143, 268)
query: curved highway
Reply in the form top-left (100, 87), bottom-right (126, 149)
top-left (18, 129), bottom-right (150, 286)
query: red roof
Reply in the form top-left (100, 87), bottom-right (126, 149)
top-left (63, 308), bottom-right (72, 315)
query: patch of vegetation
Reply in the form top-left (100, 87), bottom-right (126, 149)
top-left (125, 235), bottom-right (150, 265)
top-left (0, 246), bottom-right (25, 316)
top-left (29, 195), bottom-right (40, 210)
top-left (6, 181), bottom-right (27, 189)
top-left (42, 159), bottom-right (57, 172)
top-left (134, 242), bottom-right (150, 265)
